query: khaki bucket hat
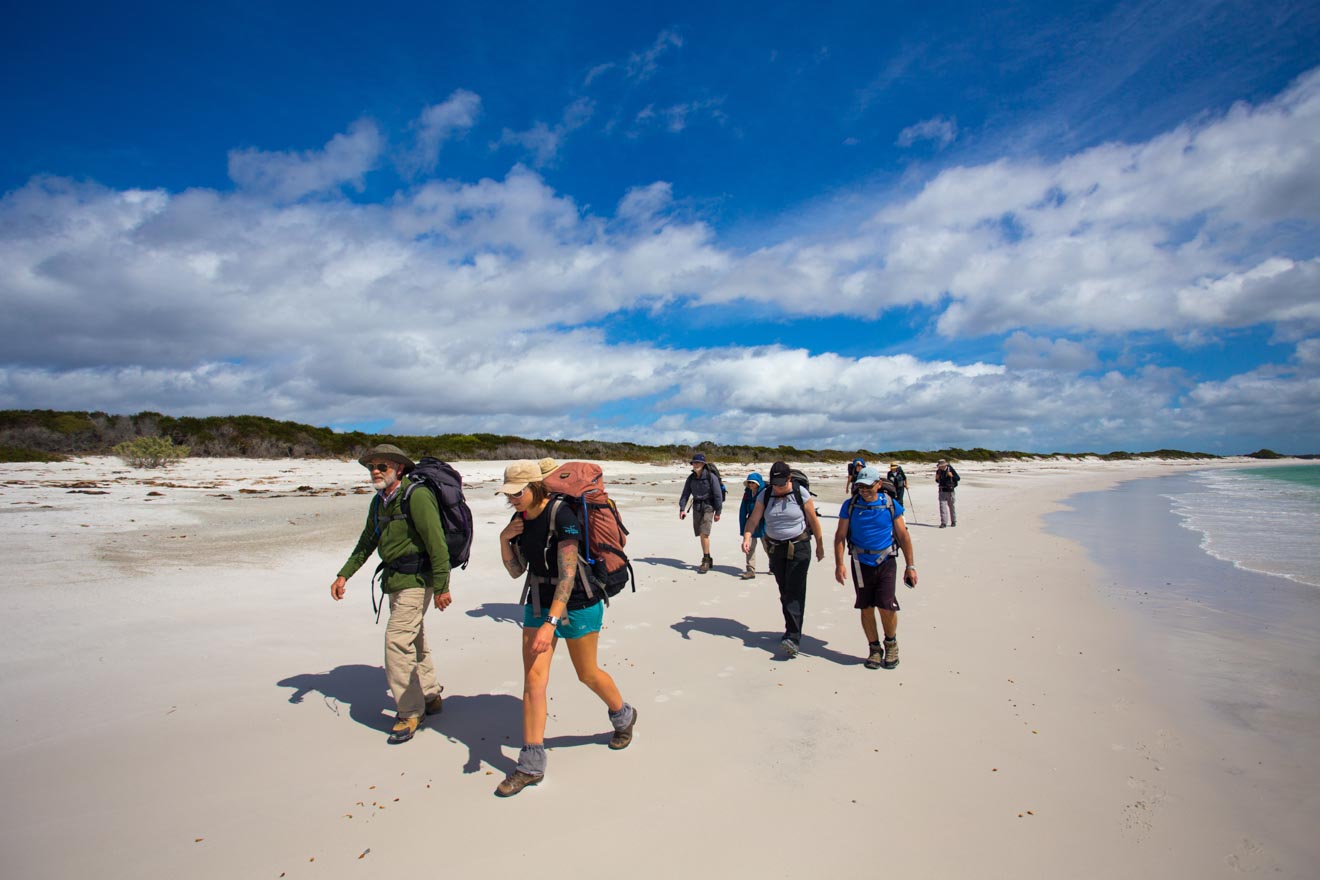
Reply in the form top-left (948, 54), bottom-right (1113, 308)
top-left (357, 444), bottom-right (415, 472)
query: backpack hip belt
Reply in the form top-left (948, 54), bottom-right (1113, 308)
top-left (370, 552), bottom-right (431, 623)
top-left (766, 529), bottom-right (811, 560)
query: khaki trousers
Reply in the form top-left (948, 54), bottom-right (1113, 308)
top-left (385, 587), bottom-right (440, 719)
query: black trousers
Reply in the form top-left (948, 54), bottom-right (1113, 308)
top-left (768, 540), bottom-right (812, 643)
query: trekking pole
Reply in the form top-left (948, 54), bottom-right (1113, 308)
top-left (905, 485), bottom-right (917, 523)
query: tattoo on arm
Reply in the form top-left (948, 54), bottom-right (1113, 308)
top-left (503, 550), bottom-right (527, 579)
top-left (553, 540), bottom-right (579, 606)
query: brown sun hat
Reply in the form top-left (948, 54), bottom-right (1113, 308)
top-left (358, 444), bottom-right (415, 472)
top-left (537, 457), bottom-right (559, 479)
top-left (497, 460), bottom-right (544, 495)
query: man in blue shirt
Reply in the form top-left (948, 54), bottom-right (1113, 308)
top-left (832, 466), bottom-right (918, 669)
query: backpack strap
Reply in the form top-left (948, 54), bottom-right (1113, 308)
top-left (845, 494), bottom-right (898, 559)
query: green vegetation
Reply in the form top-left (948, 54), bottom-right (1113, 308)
top-left (0, 445), bottom-right (66, 463)
top-left (113, 436), bottom-right (190, 468)
top-left (1246, 448), bottom-right (1284, 459)
top-left (0, 409), bottom-right (1286, 465)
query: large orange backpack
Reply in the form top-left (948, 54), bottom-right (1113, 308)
top-left (541, 462), bottom-right (634, 600)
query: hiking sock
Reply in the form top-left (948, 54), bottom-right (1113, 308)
top-left (609, 703), bottom-right (636, 731)
top-left (516, 744), bottom-right (547, 776)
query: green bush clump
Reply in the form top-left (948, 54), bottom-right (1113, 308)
top-left (113, 436), bottom-right (190, 468)
top-left (0, 445), bottom-right (66, 462)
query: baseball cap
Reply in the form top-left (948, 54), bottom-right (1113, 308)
top-left (855, 465), bottom-right (883, 485)
top-left (691, 453), bottom-right (707, 463)
top-left (769, 461), bottom-right (791, 486)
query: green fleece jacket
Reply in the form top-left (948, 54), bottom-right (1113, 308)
top-left (337, 482), bottom-right (451, 593)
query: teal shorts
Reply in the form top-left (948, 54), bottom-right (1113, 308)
top-left (522, 601), bottom-right (604, 639)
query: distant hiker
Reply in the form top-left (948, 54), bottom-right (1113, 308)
top-left (495, 461), bottom-right (637, 797)
top-left (844, 458), bottom-right (866, 495)
top-left (331, 444), bottom-right (451, 744)
top-left (738, 472), bottom-right (768, 580)
top-left (679, 453), bottom-right (723, 573)
top-left (886, 461), bottom-right (908, 506)
top-left (741, 461), bottom-right (825, 658)
top-left (936, 459), bottom-right (960, 527)
top-left (834, 465), bottom-right (917, 669)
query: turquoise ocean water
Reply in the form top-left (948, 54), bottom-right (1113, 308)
top-left (1046, 465), bottom-right (1320, 867)
top-left (1167, 464), bottom-right (1320, 588)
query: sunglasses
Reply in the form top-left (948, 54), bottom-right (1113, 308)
top-left (367, 462), bottom-right (394, 473)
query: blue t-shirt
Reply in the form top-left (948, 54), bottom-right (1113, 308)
top-left (839, 496), bottom-right (904, 566)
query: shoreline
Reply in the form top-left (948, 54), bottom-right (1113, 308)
top-left (0, 456), bottom-right (1314, 878)
top-left (1046, 470), bottom-right (1320, 871)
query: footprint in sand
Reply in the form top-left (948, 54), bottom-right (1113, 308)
top-left (653, 689), bottom-right (684, 703)
top-left (622, 622), bottom-right (653, 631)
top-left (716, 666), bottom-right (737, 678)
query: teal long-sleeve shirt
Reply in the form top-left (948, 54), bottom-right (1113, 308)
top-left (337, 482), bottom-right (451, 593)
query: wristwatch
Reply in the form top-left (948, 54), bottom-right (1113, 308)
top-left (545, 615), bottom-right (562, 627)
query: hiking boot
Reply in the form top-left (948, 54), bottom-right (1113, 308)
top-left (781, 638), bottom-right (799, 659)
top-left (739, 568), bottom-right (755, 580)
top-left (494, 770), bottom-right (543, 797)
top-left (864, 644), bottom-right (884, 670)
top-left (424, 690), bottom-right (444, 716)
top-left (388, 715), bottom-right (421, 744)
top-left (697, 555), bottom-right (712, 574)
top-left (881, 637), bottom-right (899, 669)
top-left (609, 707), bottom-right (638, 750)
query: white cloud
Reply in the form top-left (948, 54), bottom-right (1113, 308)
top-left (896, 116), bottom-right (958, 149)
top-left (6, 69), bottom-right (1320, 453)
top-left (494, 98), bottom-right (594, 167)
top-left (401, 90), bottom-right (481, 176)
top-left (227, 119), bottom-right (384, 201)
top-left (1002, 332), bottom-right (1100, 371)
top-left (633, 98), bottom-right (726, 134)
top-left (626, 29), bottom-right (683, 81)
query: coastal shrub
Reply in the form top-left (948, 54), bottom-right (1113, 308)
top-left (0, 445), bottom-right (65, 463)
top-left (113, 436), bottom-right (190, 468)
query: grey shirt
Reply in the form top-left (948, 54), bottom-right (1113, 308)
top-left (762, 487), bottom-right (807, 540)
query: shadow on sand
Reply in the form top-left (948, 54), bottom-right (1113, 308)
top-left (669, 615), bottom-right (863, 667)
top-left (465, 602), bottom-right (524, 626)
top-left (277, 665), bottom-right (617, 773)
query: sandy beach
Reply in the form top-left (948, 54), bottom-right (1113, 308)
top-left (0, 455), bottom-right (1314, 878)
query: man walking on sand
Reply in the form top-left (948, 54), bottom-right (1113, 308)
top-left (331, 444), bottom-right (452, 744)
top-left (741, 461), bottom-right (825, 658)
top-left (834, 466), bottom-right (918, 669)
top-left (679, 453), bottom-right (723, 573)
top-left (936, 459), bottom-right (960, 528)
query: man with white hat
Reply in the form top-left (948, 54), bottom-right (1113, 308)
top-left (834, 465), bottom-right (917, 669)
top-left (331, 444), bottom-right (452, 744)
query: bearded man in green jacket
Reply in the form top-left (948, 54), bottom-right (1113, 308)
top-left (331, 444), bottom-right (452, 744)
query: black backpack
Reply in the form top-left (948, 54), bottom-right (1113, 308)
top-left (760, 468), bottom-right (816, 509)
top-left (374, 457), bottom-right (474, 570)
top-left (686, 463), bottom-right (727, 503)
top-left (704, 462), bottom-right (728, 502)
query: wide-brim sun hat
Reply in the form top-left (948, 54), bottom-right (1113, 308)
top-left (537, 457), bottom-right (559, 478)
top-left (497, 460), bottom-right (544, 495)
top-left (358, 444), bottom-right (415, 472)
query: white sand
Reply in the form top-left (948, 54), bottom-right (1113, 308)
top-left (0, 455), bottom-right (1311, 878)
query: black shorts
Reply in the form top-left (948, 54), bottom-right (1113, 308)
top-left (852, 555), bottom-right (900, 611)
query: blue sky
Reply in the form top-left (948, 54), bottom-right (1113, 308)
top-left (2, 0), bottom-right (1319, 453)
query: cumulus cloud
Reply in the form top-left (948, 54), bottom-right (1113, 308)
top-left (494, 98), bottom-right (594, 167)
top-left (401, 90), bottom-right (481, 176)
top-left (227, 119), bottom-right (384, 201)
top-left (5, 69), bottom-right (1320, 452)
top-left (896, 115), bottom-right (958, 149)
top-left (1002, 332), bottom-right (1100, 372)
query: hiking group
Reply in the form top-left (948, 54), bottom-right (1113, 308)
top-left (330, 444), bottom-right (933, 796)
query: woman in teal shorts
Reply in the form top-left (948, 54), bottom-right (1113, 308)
top-left (495, 460), bottom-right (637, 797)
